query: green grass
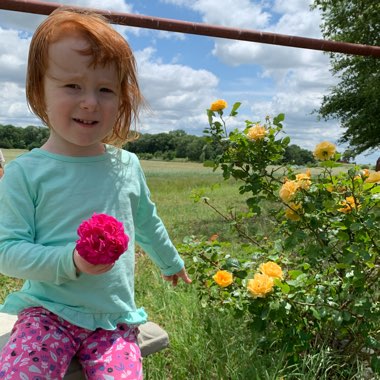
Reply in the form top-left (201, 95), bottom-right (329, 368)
top-left (1, 148), bottom-right (28, 162)
top-left (1, 150), bottom-right (377, 379)
top-left (141, 160), bottom-right (247, 245)
top-left (0, 276), bottom-right (23, 303)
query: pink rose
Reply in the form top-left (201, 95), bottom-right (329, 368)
top-left (76, 213), bottom-right (129, 265)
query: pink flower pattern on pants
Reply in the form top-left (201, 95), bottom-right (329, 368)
top-left (0, 307), bottom-right (142, 380)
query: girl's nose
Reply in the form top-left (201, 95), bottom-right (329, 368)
top-left (80, 92), bottom-right (98, 111)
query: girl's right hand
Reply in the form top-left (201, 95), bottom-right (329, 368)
top-left (73, 250), bottom-right (114, 275)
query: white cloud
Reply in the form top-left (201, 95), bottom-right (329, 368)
top-left (163, 0), bottom-right (271, 29)
top-left (0, 0), bottom-right (136, 35)
top-left (136, 48), bottom-right (219, 132)
top-left (156, 30), bottom-right (186, 40)
top-left (0, 28), bottom-right (29, 84)
top-left (0, 27), bottom-right (31, 126)
top-left (192, 0), bottom-right (271, 29)
top-left (273, 0), bottom-right (313, 15)
top-left (0, 82), bottom-right (37, 126)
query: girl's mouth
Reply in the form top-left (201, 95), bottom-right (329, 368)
top-left (74, 118), bottom-right (98, 126)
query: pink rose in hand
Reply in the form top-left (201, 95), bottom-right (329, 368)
top-left (76, 213), bottom-right (129, 265)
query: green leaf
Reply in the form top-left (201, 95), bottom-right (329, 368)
top-left (371, 356), bottom-right (380, 374)
top-left (274, 113), bottom-right (285, 123)
top-left (302, 263), bottom-right (311, 270)
top-left (310, 307), bottom-right (321, 320)
top-left (274, 279), bottom-right (290, 294)
top-left (207, 109), bottom-right (214, 126)
top-left (288, 270), bottom-right (304, 279)
top-left (367, 336), bottom-right (380, 350)
top-left (282, 136), bottom-right (291, 146)
top-left (230, 102), bottom-right (242, 116)
top-left (349, 222), bottom-right (362, 232)
top-left (225, 258), bottom-right (241, 270)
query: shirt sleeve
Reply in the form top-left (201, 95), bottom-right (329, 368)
top-left (0, 161), bottom-right (77, 284)
top-left (133, 156), bottom-right (184, 276)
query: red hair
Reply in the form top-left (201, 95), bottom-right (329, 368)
top-left (26, 8), bottom-right (144, 146)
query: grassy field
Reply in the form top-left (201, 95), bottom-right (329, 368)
top-left (1, 148), bottom-right (28, 162)
top-left (0, 149), bottom-right (375, 379)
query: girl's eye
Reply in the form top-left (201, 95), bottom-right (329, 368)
top-left (66, 84), bottom-right (80, 89)
top-left (100, 87), bottom-right (114, 93)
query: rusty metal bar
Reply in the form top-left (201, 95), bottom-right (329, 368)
top-left (1, 0), bottom-right (379, 58)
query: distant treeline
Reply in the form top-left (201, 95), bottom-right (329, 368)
top-left (0, 124), bottom-right (50, 151)
top-left (0, 124), bottom-right (316, 165)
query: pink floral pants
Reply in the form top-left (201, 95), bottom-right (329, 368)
top-left (0, 307), bottom-right (143, 380)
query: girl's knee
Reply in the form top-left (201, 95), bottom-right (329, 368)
top-left (79, 325), bottom-right (143, 380)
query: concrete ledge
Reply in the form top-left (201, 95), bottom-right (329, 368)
top-left (0, 313), bottom-right (169, 379)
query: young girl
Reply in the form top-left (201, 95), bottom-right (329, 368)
top-left (0, 8), bottom-right (191, 379)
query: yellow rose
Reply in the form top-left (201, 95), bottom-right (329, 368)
top-left (247, 273), bottom-right (274, 298)
top-left (360, 169), bottom-right (370, 178)
top-left (354, 169), bottom-right (370, 181)
top-left (213, 270), bottom-right (233, 287)
top-left (296, 169), bottom-right (311, 190)
top-left (259, 261), bottom-right (283, 280)
top-left (338, 196), bottom-right (360, 213)
top-left (210, 99), bottom-right (227, 111)
top-left (279, 180), bottom-right (299, 203)
top-left (246, 124), bottom-right (267, 141)
top-left (285, 202), bottom-right (302, 221)
top-left (365, 172), bottom-right (380, 184)
top-left (313, 141), bottom-right (336, 161)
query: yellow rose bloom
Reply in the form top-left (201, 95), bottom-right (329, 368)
top-left (313, 141), bottom-right (336, 161)
top-left (354, 169), bottom-right (370, 181)
top-left (279, 180), bottom-right (299, 203)
top-left (259, 261), bottom-right (284, 280)
top-left (365, 172), bottom-right (380, 184)
top-left (246, 124), bottom-right (267, 141)
top-left (360, 169), bottom-right (370, 178)
top-left (338, 196), bottom-right (360, 213)
top-left (285, 202), bottom-right (302, 221)
top-left (296, 169), bottom-right (311, 190)
top-left (247, 273), bottom-right (274, 298)
top-left (210, 99), bottom-right (227, 111)
top-left (213, 270), bottom-right (233, 287)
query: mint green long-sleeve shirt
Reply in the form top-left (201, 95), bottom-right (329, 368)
top-left (0, 146), bottom-right (184, 330)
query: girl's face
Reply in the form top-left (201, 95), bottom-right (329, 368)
top-left (42, 35), bottom-right (120, 156)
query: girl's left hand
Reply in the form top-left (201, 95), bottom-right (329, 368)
top-left (73, 249), bottom-right (114, 275)
top-left (162, 267), bottom-right (192, 287)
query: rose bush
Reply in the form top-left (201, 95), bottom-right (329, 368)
top-left (182, 101), bottom-right (380, 372)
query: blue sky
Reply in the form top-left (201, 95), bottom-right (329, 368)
top-left (0, 0), bottom-right (377, 164)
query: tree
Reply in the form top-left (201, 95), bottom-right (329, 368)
top-left (341, 148), bottom-right (355, 163)
top-left (312, 1), bottom-right (380, 156)
top-left (0, 124), bottom-right (49, 149)
top-left (283, 144), bottom-right (315, 165)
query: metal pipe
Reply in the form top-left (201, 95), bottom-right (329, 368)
top-left (1, 0), bottom-right (379, 58)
